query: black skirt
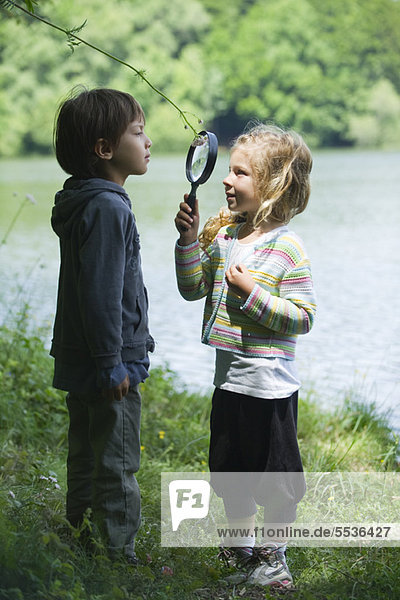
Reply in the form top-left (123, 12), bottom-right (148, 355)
top-left (209, 387), bottom-right (305, 520)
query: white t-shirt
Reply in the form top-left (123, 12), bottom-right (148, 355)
top-left (213, 230), bottom-right (301, 399)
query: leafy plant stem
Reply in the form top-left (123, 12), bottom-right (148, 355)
top-left (3, 0), bottom-right (200, 136)
top-left (0, 194), bottom-right (33, 248)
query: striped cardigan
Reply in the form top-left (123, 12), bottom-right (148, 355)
top-left (175, 223), bottom-right (316, 359)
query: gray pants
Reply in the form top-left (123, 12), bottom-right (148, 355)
top-left (66, 386), bottom-right (141, 558)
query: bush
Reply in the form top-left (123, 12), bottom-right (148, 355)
top-left (0, 313), bottom-right (67, 450)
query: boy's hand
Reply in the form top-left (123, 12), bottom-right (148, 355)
top-left (175, 194), bottom-right (199, 246)
top-left (225, 264), bottom-right (255, 299)
top-left (102, 374), bottom-right (130, 402)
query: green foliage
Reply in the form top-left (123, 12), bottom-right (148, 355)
top-left (0, 314), bottom-right (399, 599)
top-left (0, 315), bottom-right (67, 450)
top-left (0, 0), bottom-right (210, 155)
top-left (140, 366), bottom-right (210, 468)
top-left (202, 0), bottom-right (400, 146)
top-left (348, 79), bottom-right (400, 147)
top-left (298, 388), bottom-right (399, 472)
top-left (1, 0), bottom-right (400, 156)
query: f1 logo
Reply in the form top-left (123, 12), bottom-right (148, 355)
top-left (169, 480), bottom-right (210, 531)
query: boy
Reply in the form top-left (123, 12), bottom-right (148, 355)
top-left (50, 87), bottom-right (154, 563)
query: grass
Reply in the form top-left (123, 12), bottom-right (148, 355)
top-left (0, 315), bottom-right (399, 600)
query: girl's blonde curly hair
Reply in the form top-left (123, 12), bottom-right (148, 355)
top-left (198, 123), bottom-right (313, 250)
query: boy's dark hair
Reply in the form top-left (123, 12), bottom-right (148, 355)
top-left (54, 86), bottom-right (145, 179)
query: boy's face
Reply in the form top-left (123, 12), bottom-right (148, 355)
top-left (109, 119), bottom-right (152, 182)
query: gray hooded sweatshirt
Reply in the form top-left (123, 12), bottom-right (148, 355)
top-left (50, 177), bottom-right (154, 390)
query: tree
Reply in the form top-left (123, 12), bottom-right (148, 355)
top-left (0, 0), bottom-right (211, 156)
top-left (201, 0), bottom-right (400, 146)
top-left (1, 0), bottom-right (400, 155)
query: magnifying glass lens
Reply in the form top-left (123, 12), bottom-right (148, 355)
top-left (190, 139), bottom-right (210, 181)
top-left (185, 130), bottom-right (218, 210)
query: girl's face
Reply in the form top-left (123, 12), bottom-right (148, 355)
top-left (223, 148), bottom-right (259, 217)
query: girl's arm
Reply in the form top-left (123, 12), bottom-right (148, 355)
top-left (175, 240), bottom-right (213, 301)
top-left (239, 259), bottom-right (316, 335)
top-left (174, 195), bottom-right (212, 301)
top-left (226, 260), bottom-right (316, 335)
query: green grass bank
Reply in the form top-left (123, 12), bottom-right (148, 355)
top-left (0, 317), bottom-right (399, 600)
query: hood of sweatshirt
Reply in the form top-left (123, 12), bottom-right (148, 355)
top-left (51, 177), bottom-right (131, 239)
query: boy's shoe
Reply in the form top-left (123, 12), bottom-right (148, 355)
top-left (108, 550), bottom-right (139, 566)
top-left (125, 552), bottom-right (139, 566)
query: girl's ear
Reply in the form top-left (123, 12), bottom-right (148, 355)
top-left (94, 138), bottom-right (113, 160)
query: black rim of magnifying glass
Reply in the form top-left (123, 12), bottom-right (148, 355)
top-left (185, 130), bottom-right (218, 184)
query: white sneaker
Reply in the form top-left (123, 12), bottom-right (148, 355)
top-left (247, 546), bottom-right (293, 588)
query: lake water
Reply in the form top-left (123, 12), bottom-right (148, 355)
top-left (0, 151), bottom-right (399, 431)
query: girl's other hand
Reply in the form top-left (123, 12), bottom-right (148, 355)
top-left (225, 263), bottom-right (255, 299)
top-left (175, 194), bottom-right (199, 246)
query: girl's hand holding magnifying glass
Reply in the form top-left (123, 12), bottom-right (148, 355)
top-left (176, 130), bottom-right (217, 247)
top-left (175, 194), bottom-right (200, 246)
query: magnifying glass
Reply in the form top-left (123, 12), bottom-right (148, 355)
top-left (185, 130), bottom-right (218, 211)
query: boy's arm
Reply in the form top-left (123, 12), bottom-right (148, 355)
top-left (78, 197), bottom-right (132, 383)
top-left (99, 363), bottom-right (130, 401)
top-left (101, 373), bottom-right (130, 401)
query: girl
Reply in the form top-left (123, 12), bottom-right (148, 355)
top-left (174, 124), bottom-right (316, 588)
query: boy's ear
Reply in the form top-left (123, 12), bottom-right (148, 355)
top-left (94, 138), bottom-right (113, 160)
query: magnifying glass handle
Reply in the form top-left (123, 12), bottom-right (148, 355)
top-left (187, 182), bottom-right (199, 212)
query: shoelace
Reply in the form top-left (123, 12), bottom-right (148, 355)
top-left (217, 547), bottom-right (256, 568)
top-left (217, 547), bottom-right (232, 564)
top-left (253, 546), bottom-right (285, 565)
top-left (218, 546), bottom-right (286, 572)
